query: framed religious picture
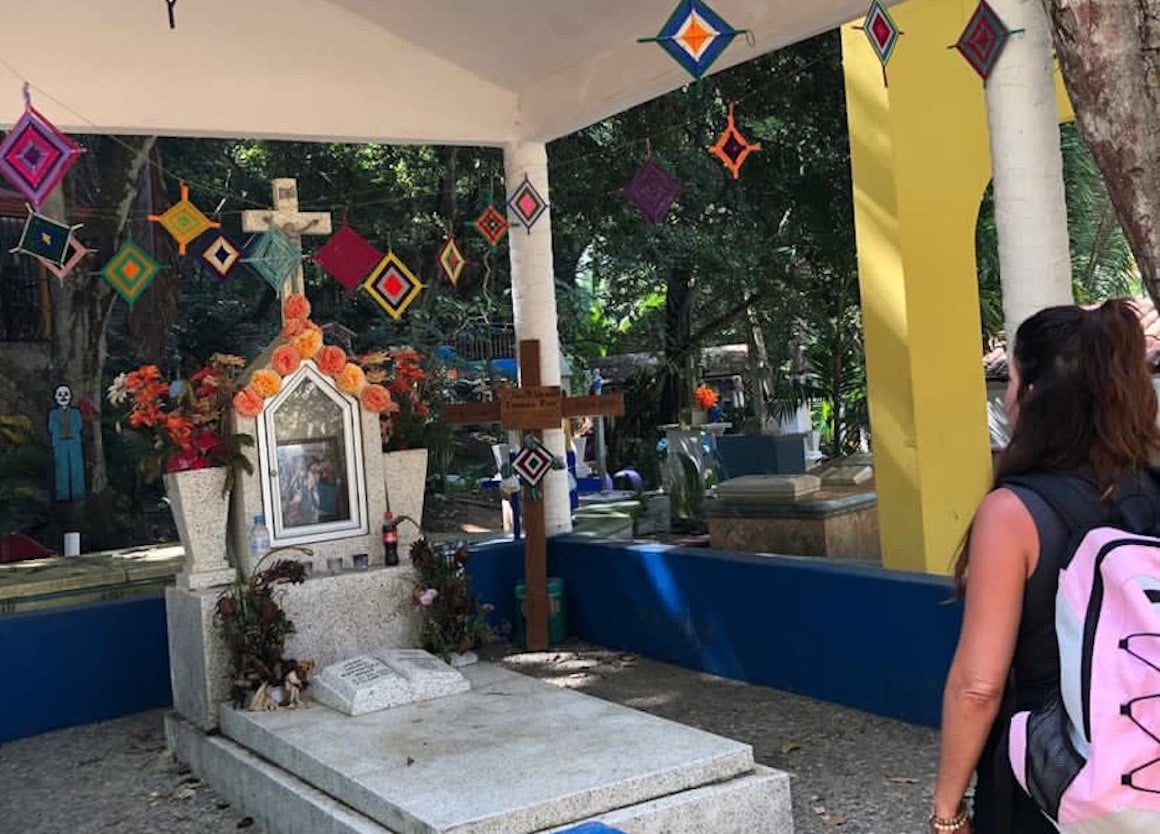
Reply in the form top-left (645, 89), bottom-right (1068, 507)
top-left (275, 437), bottom-right (350, 528)
top-left (257, 361), bottom-right (368, 545)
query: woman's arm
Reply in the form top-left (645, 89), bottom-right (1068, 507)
top-left (932, 487), bottom-right (1037, 824)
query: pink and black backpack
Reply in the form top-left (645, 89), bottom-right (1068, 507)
top-left (1003, 474), bottom-right (1160, 832)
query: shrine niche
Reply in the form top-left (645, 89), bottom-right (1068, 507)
top-left (231, 358), bottom-right (388, 576)
top-left (257, 361), bottom-right (367, 545)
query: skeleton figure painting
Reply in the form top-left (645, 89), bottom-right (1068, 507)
top-left (47, 384), bottom-right (85, 501)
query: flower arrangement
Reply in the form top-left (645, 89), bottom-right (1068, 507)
top-left (215, 550), bottom-right (310, 706)
top-left (693, 383), bottom-right (719, 411)
top-left (354, 347), bottom-right (444, 452)
top-left (409, 538), bottom-right (495, 661)
top-left (231, 294), bottom-right (397, 420)
top-left (107, 353), bottom-right (255, 490)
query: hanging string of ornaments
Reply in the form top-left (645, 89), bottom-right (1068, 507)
top-left (0, 0), bottom-right (1012, 311)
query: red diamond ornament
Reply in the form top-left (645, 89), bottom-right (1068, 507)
top-left (507, 175), bottom-right (548, 233)
top-left (857, 0), bottom-right (903, 84)
top-left (362, 250), bottom-right (423, 320)
top-left (954, 1), bottom-right (1013, 82)
top-left (474, 204), bottom-right (509, 247)
top-left (313, 224), bottom-right (383, 291)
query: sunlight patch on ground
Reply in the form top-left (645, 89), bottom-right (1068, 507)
top-left (624, 693), bottom-right (677, 709)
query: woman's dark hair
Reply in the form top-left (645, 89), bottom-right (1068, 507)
top-left (954, 299), bottom-right (1160, 591)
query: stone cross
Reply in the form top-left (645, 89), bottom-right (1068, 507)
top-left (241, 178), bottom-right (332, 317)
top-left (443, 340), bottom-right (624, 650)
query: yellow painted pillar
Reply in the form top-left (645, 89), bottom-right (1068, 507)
top-left (841, 0), bottom-right (994, 574)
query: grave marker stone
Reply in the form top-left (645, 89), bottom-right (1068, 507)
top-left (310, 649), bottom-right (470, 716)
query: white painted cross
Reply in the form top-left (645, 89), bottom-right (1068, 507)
top-left (241, 178), bottom-right (332, 316)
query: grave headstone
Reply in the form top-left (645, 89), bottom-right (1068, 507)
top-left (311, 655), bottom-right (412, 715)
top-left (310, 649), bottom-right (469, 716)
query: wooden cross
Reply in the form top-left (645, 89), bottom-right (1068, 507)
top-left (241, 178), bottom-right (332, 317)
top-left (443, 340), bottom-right (624, 650)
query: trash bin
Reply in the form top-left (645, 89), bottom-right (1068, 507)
top-left (514, 577), bottom-right (567, 646)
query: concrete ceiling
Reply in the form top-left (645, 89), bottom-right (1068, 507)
top-left (0, 0), bottom-right (877, 146)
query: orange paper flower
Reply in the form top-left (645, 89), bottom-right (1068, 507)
top-left (317, 345), bottom-right (347, 377)
top-left (694, 384), bottom-right (719, 410)
top-left (281, 318), bottom-right (308, 339)
top-left (292, 327), bottom-right (323, 360)
top-left (336, 363), bottom-right (366, 396)
top-left (360, 384), bottom-right (397, 414)
top-left (271, 344), bottom-right (301, 377)
top-left (249, 369), bottom-right (282, 399)
top-left (283, 293), bottom-right (311, 321)
top-left (233, 387), bottom-right (264, 418)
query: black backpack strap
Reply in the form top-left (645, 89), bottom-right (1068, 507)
top-left (1001, 469), bottom-right (1160, 537)
top-left (999, 472), bottom-right (1108, 537)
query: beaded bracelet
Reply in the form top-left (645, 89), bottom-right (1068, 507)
top-left (928, 801), bottom-right (968, 832)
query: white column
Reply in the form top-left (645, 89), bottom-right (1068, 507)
top-left (503, 140), bottom-right (571, 535)
top-left (985, 0), bottom-right (1073, 334)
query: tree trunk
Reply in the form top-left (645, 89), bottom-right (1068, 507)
top-left (659, 266), bottom-right (693, 424)
top-left (987, 0), bottom-right (1074, 332)
top-left (745, 305), bottom-right (770, 429)
top-left (49, 136), bottom-right (156, 496)
top-left (1042, 0), bottom-right (1160, 303)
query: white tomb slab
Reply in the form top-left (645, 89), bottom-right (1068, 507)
top-left (176, 662), bottom-right (792, 834)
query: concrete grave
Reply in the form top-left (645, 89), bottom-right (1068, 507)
top-left (167, 663), bottom-right (792, 834)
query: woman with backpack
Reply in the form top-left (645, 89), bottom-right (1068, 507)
top-left (930, 300), bottom-right (1160, 833)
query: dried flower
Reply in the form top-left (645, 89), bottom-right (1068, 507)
top-left (271, 344), bottom-right (301, 377)
top-left (283, 293), bottom-right (311, 321)
top-left (317, 345), bottom-right (347, 377)
top-left (249, 369), bottom-right (282, 399)
top-left (336, 363), bottom-right (366, 396)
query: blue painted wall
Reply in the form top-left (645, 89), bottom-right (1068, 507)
top-left (3, 537), bottom-right (960, 741)
top-left (470, 538), bottom-right (961, 727)
top-left (0, 596), bottom-right (172, 742)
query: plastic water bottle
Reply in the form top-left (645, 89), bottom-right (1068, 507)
top-left (248, 514), bottom-right (271, 563)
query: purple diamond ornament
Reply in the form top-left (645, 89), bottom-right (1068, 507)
top-left (623, 159), bottom-right (684, 225)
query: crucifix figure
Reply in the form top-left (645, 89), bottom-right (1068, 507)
top-left (242, 178), bottom-right (332, 314)
top-left (443, 340), bottom-right (624, 650)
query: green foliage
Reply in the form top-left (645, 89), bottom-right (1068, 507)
top-left (0, 416), bottom-right (49, 533)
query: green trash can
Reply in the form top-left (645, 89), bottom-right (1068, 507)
top-left (514, 577), bottom-right (567, 646)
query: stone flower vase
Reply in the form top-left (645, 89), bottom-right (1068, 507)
top-left (163, 466), bottom-right (231, 577)
top-left (383, 447), bottom-right (428, 551)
